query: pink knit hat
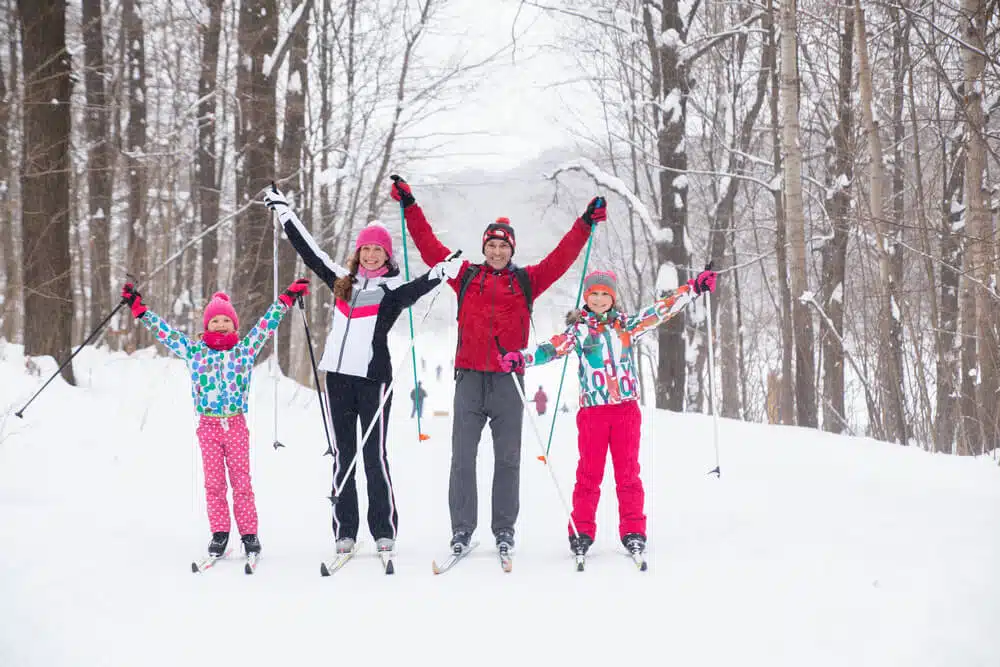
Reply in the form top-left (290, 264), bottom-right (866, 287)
top-left (203, 292), bottom-right (239, 330)
top-left (356, 222), bottom-right (393, 258)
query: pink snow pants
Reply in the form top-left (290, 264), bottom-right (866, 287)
top-left (196, 414), bottom-right (258, 535)
top-left (568, 401), bottom-right (646, 540)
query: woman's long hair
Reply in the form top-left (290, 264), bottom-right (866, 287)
top-left (333, 251), bottom-right (361, 302)
top-left (332, 249), bottom-right (396, 302)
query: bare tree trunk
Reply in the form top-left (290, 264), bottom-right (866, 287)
top-left (821, 3), bottom-right (852, 434)
top-left (82, 0), bottom-right (112, 332)
top-left (276, 0), bottom-right (311, 374)
top-left (780, 0), bottom-right (816, 428)
top-left (961, 0), bottom-right (996, 453)
top-left (17, 0), bottom-right (74, 382)
top-left (766, 0), bottom-right (794, 425)
top-left (0, 10), bottom-right (20, 343)
top-left (889, 8), bottom-right (909, 443)
top-left (645, 0), bottom-right (691, 411)
top-left (122, 0), bottom-right (146, 350)
top-left (199, 0), bottom-right (223, 303)
top-left (233, 0), bottom-right (277, 328)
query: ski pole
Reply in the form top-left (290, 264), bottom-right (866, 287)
top-left (329, 252), bottom-right (461, 505)
top-left (396, 196), bottom-right (425, 442)
top-left (15, 300), bottom-right (127, 418)
top-left (704, 287), bottom-right (721, 478)
top-left (272, 209), bottom-right (284, 450)
top-left (542, 205), bottom-right (601, 461)
top-left (496, 337), bottom-right (580, 538)
top-left (298, 296), bottom-right (334, 456)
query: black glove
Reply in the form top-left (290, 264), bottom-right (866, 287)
top-left (581, 196), bottom-right (607, 227)
top-left (390, 174), bottom-right (416, 208)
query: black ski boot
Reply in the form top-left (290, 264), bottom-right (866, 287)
top-left (622, 532), bottom-right (646, 554)
top-left (569, 533), bottom-right (594, 556)
top-left (495, 528), bottom-right (515, 554)
top-left (241, 534), bottom-right (261, 555)
top-left (208, 531), bottom-right (230, 557)
top-left (450, 530), bottom-right (472, 554)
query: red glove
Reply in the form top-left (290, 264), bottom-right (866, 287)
top-left (121, 283), bottom-right (147, 319)
top-left (581, 196), bottom-right (607, 227)
top-left (498, 351), bottom-right (525, 373)
top-left (688, 270), bottom-right (717, 295)
top-left (390, 175), bottom-right (416, 208)
top-left (278, 278), bottom-right (310, 306)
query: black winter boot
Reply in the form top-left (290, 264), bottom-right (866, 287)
top-left (495, 528), bottom-right (515, 552)
top-left (208, 531), bottom-right (229, 557)
top-left (241, 534), bottom-right (261, 555)
top-left (569, 533), bottom-right (594, 556)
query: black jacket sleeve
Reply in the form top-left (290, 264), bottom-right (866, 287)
top-left (277, 207), bottom-right (348, 289)
top-left (383, 271), bottom-right (441, 310)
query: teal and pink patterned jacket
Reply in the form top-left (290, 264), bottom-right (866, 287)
top-left (139, 300), bottom-right (289, 417)
top-left (523, 285), bottom-right (696, 408)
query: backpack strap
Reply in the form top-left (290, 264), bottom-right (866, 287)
top-left (455, 264), bottom-right (534, 320)
top-left (455, 264), bottom-right (482, 321)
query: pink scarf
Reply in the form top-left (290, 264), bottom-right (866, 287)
top-left (357, 265), bottom-right (389, 279)
top-left (203, 331), bottom-right (239, 351)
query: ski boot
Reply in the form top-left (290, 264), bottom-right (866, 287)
top-left (208, 531), bottom-right (229, 557)
top-left (335, 537), bottom-right (356, 554)
top-left (622, 533), bottom-right (646, 555)
top-left (450, 531), bottom-right (472, 555)
top-left (569, 533), bottom-right (594, 556)
top-left (241, 534), bottom-right (261, 555)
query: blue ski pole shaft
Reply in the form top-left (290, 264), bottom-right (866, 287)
top-left (398, 203), bottom-right (426, 439)
top-left (543, 224), bottom-right (597, 459)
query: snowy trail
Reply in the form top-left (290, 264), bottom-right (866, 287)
top-left (1, 342), bottom-right (999, 666)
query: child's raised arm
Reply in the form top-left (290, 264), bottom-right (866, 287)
top-left (625, 267), bottom-right (716, 341)
top-left (121, 283), bottom-right (197, 360)
top-left (239, 279), bottom-right (310, 358)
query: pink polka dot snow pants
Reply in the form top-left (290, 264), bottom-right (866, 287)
top-left (196, 414), bottom-right (258, 535)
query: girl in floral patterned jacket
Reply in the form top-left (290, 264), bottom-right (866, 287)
top-left (498, 268), bottom-right (716, 558)
top-left (120, 279), bottom-right (310, 559)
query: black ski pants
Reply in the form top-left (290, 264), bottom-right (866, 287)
top-left (326, 372), bottom-right (398, 542)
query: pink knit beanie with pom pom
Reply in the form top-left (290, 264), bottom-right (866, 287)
top-left (203, 292), bottom-right (239, 330)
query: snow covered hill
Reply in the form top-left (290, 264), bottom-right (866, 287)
top-left (1, 339), bottom-right (998, 667)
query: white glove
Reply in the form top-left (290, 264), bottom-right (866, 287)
top-left (263, 185), bottom-right (290, 212)
top-left (430, 256), bottom-right (464, 281)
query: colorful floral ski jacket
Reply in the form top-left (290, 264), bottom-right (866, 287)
top-left (139, 300), bottom-right (289, 417)
top-left (523, 285), bottom-right (696, 408)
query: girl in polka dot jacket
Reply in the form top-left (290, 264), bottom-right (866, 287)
top-left (120, 278), bottom-right (310, 558)
top-left (498, 268), bottom-right (716, 559)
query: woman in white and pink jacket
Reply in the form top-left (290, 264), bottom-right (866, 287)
top-left (499, 268), bottom-right (716, 557)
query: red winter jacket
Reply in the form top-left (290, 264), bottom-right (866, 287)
top-left (403, 204), bottom-right (591, 374)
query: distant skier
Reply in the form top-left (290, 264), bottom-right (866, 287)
top-left (391, 174), bottom-right (604, 559)
top-left (120, 278), bottom-right (310, 560)
top-left (410, 381), bottom-right (428, 419)
top-left (500, 268), bottom-right (716, 558)
top-left (264, 185), bottom-right (463, 558)
top-left (531, 386), bottom-right (548, 416)
top-left (436, 364), bottom-right (443, 382)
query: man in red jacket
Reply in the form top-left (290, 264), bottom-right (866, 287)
top-left (391, 175), bottom-right (606, 556)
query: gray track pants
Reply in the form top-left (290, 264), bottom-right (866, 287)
top-left (449, 370), bottom-right (524, 539)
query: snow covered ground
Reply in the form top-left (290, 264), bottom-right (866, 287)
top-left (1, 337), bottom-right (998, 667)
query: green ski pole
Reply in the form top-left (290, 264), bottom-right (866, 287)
top-left (398, 203), bottom-right (429, 441)
top-left (541, 212), bottom-right (599, 462)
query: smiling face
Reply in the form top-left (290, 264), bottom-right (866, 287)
top-left (206, 315), bottom-right (235, 334)
top-left (483, 239), bottom-right (513, 270)
top-left (585, 289), bottom-right (614, 315)
top-left (359, 244), bottom-right (388, 271)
